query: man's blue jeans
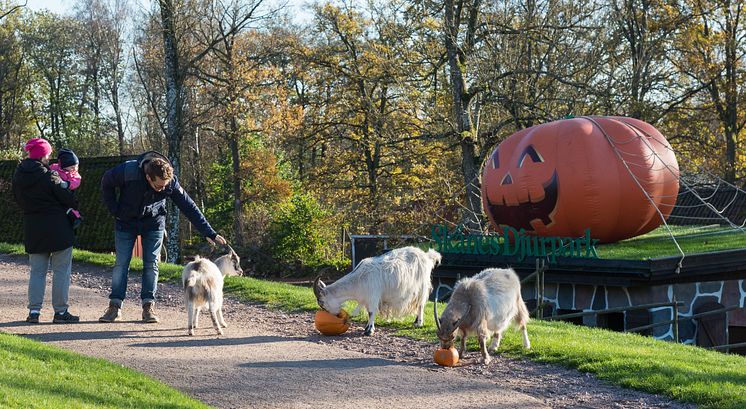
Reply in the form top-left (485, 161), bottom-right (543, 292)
top-left (109, 228), bottom-right (164, 307)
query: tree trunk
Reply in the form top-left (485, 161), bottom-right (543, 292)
top-left (111, 84), bottom-right (125, 155)
top-left (229, 116), bottom-right (244, 247)
top-left (444, 0), bottom-right (482, 232)
top-left (160, 0), bottom-right (183, 263)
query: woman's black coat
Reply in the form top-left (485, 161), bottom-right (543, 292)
top-left (12, 158), bottom-right (78, 253)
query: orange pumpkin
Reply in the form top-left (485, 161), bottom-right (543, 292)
top-left (481, 116), bottom-right (679, 243)
top-left (433, 347), bottom-right (459, 367)
top-left (314, 309), bottom-right (350, 336)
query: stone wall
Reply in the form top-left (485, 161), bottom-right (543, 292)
top-left (520, 279), bottom-right (746, 345)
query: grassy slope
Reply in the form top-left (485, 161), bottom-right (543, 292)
top-left (2, 242), bottom-right (746, 408)
top-left (0, 333), bottom-right (209, 409)
top-left (597, 225), bottom-right (746, 259)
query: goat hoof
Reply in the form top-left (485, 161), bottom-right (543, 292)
top-left (364, 327), bottom-right (374, 336)
top-left (188, 330), bottom-right (194, 336)
top-left (481, 356), bottom-right (492, 365)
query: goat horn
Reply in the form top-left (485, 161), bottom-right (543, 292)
top-left (313, 275), bottom-right (325, 303)
top-left (433, 284), bottom-right (443, 332)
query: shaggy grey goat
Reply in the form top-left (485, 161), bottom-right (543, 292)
top-left (435, 268), bottom-right (530, 364)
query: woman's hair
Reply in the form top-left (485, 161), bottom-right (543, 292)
top-left (144, 158), bottom-right (174, 181)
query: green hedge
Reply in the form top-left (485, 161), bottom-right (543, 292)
top-left (0, 156), bottom-right (135, 252)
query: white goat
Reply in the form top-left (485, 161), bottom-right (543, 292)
top-left (214, 248), bottom-right (242, 277)
top-left (314, 246), bottom-right (442, 336)
top-left (435, 268), bottom-right (530, 364)
top-left (183, 256), bottom-right (227, 336)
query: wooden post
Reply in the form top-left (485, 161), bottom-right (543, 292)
top-left (535, 259), bottom-right (541, 319)
top-left (132, 235), bottom-right (142, 259)
top-left (672, 294), bottom-right (679, 343)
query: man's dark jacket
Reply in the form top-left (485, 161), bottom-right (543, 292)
top-left (100, 151), bottom-right (217, 238)
top-left (12, 158), bottom-right (78, 253)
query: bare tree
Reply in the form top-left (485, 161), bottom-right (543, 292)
top-left (0, 0), bottom-right (26, 21)
top-left (443, 0), bottom-right (483, 232)
top-left (673, 0), bottom-right (746, 183)
top-left (155, 0), bottom-right (262, 262)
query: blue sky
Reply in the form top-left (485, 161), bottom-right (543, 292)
top-left (25, 0), bottom-right (312, 22)
top-left (26, 0), bottom-right (71, 14)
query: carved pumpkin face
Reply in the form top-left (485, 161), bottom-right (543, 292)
top-left (481, 116), bottom-right (679, 243)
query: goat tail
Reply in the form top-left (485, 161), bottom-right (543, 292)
top-left (515, 290), bottom-right (530, 328)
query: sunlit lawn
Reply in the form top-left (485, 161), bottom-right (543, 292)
top-left (597, 225), bottom-right (746, 259)
top-left (0, 333), bottom-right (209, 409)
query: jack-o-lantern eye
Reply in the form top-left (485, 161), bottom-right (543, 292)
top-left (517, 145), bottom-right (543, 168)
top-left (490, 148), bottom-right (500, 169)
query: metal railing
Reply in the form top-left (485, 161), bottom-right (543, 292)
top-left (521, 259), bottom-right (547, 319)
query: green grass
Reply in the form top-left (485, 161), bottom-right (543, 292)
top-left (0, 332), bottom-right (209, 409)
top-left (4, 241), bottom-right (746, 408)
top-left (597, 225), bottom-right (746, 259)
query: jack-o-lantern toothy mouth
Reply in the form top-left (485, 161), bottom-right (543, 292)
top-left (485, 171), bottom-right (558, 231)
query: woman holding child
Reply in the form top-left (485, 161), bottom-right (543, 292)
top-left (11, 138), bottom-right (81, 324)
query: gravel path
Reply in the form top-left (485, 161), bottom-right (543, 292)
top-left (0, 254), bottom-right (694, 408)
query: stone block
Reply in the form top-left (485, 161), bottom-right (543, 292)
top-left (592, 286), bottom-right (607, 311)
top-left (575, 285), bottom-right (594, 310)
top-left (651, 308), bottom-right (672, 338)
top-left (721, 280), bottom-right (741, 309)
top-left (607, 287), bottom-right (630, 308)
top-left (673, 283), bottom-right (696, 314)
top-left (544, 283), bottom-right (558, 301)
top-left (698, 281), bottom-right (723, 295)
top-left (677, 319), bottom-right (696, 344)
top-left (558, 284), bottom-right (574, 309)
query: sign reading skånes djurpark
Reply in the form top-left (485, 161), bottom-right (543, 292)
top-left (431, 224), bottom-right (599, 263)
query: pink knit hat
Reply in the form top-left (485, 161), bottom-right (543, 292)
top-left (24, 138), bottom-right (52, 160)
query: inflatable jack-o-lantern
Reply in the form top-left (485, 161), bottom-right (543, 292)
top-left (481, 116), bottom-right (679, 243)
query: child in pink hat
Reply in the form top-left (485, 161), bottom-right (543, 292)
top-left (50, 148), bottom-right (81, 190)
top-left (49, 148), bottom-right (83, 228)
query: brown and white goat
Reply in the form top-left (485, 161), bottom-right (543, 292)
top-left (183, 256), bottom-right (227, 336)
top-left (434, 268), bottom-right (530, 364)
top-left (314, 246), bottom-right (442, 336)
